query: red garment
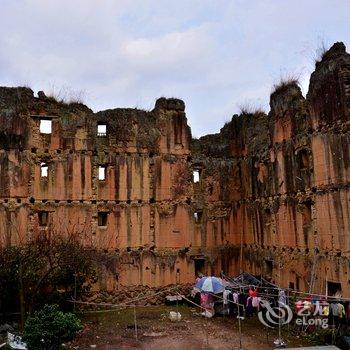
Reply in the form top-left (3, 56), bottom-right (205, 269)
top-left (200, 293), bottom-right (214, 313)
top-left (347, 304), bottom-right (350, 319)
top-left (295, 300), bottom-right (303, 314)
top-left (200, 293), bottom-right (209, 305)
top-left (249, 288), bottom-right (258, 297)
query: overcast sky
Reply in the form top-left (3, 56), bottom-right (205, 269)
top-left (0, 1), bottom-right (349, 137)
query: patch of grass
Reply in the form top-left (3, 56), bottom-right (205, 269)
top-left (238, 102), bottom-right (265, 116)
top-left (271, 76), bottom-right (300, 96)
top-left (314, 40), bottom-right (329, 65)
top-left (46, 84), bottom-right (86, 104)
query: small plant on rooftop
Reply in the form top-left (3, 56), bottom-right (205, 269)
top-left (271, 76), bottom-right (300, 96)
top-left (238, 102), bottom-right (265, 116)
top-left (314, 40), bottom-right (329, 65)
top-left (46, 84), bottom-right (86, 104)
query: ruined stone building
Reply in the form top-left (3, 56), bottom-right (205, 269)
top-left (0, 42), bottom-right (349, 295)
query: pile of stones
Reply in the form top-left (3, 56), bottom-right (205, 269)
top-left (78, 284), bottom-right (192, 310)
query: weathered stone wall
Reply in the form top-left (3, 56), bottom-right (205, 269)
top-left (192, 42), bottom-right (350, 295)
top-left (0, 90), bottom-right (203, 288)
top-left (0, 42), bottom-right (349, 295)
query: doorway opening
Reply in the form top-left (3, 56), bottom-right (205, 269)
top-left (194, 258), bottom-right (205, 277)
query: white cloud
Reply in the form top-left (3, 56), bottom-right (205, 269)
top-left (0, 0), bottom-right (349, 136)
top-left (122, 25), bottom-right (212, 67)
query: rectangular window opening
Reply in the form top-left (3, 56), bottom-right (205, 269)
top-left (298, 149), bottom-right (309, 170)
top-left (97, 124), bottom-right (107, 137)
top-left (193, 169), bottom-right (201, 183)
top-left (302, 201), bottom-right (312, 225)
top-left (194, 258), bottom-right (205, 277)
top-left (265, 259), bottom-right (273, 277)
top-left (38, 211), bottom-right (49, 227)
top-left (98, 166), bottom-right (106, 180)
top-left (98, 212), bottom-right (108, 227)
top-left (194, 211), bottom-right (203, 223)
top-left (40, 163), bottom-right (48, 177)
top-left (40, 119), bottom-right (52, 134)
top-left (327, 281), bottom-right (342, 296)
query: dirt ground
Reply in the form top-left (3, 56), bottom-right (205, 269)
top-left (66, 305), bottom-right (312, 350)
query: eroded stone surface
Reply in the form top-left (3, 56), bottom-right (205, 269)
top-left (0, 42), bottom-right (349, 295)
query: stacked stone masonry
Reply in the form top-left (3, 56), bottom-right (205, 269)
top-left (0, 42), bottom-right (349, 295)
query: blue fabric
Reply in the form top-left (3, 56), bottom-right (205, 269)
top-left (195, 276), bottom-right (224, 294)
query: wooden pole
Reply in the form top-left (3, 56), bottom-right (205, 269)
top-left (19, 260), bottom-right (25, 331)
top-left (238, 288), bottom-right (243, 350)
top-left (73, 272), bottom-right (77, 312)
top-left (133, 305), bottom-right (138, 341)
top-left (176, 270), bottom-right (179, 318)
top-left (278, 262), bottom-right (282, 341)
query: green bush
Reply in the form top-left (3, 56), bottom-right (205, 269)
top-left (23, 304), bottom-right (82, 349)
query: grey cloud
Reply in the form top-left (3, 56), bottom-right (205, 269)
top-left (0, 0), bottom-right (349, 136)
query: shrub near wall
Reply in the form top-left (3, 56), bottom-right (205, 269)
top-left (23, 304), bottom-right (82, 350)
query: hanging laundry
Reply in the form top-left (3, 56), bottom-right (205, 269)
top-left (228, 292), bottom-right (237, 316)
top-left (223, 289), bottom-right (231, 305)
top-left (238, 293), bottom-right (246, 316)
top-left (232, 291), bottom-right (239, 304)
top-left (246, 296), bottom-right (255, 317)
top-left (249, 287), bottom-right (258, 298)
top-left (252, 296), bottom-right (261, 309)
top-left (338, 303), bottom-right (345, 318)
top-left (330, 302), bottom-right (341, 317)
top-left (200, 293), bottom-right (215, 316)
top-left (278, 290), bottom-right (286, 305)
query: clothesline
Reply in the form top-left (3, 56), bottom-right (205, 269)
top-left (221, 275), bottom-right (350, 302)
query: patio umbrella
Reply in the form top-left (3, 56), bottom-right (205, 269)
top-left (195, 276), bottom-right (224, 294)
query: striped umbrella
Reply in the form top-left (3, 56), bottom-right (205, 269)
top-left (195, 276), bottom-right (224, 294)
